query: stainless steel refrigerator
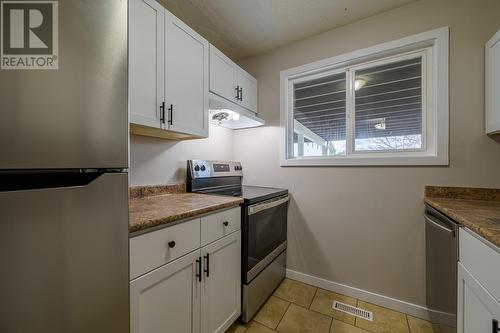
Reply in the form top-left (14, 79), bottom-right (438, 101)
top-left (0, 1), bottom-right (129, 332)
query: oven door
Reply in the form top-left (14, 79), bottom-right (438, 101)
top-left (243, 195), bottom-right (289, 283)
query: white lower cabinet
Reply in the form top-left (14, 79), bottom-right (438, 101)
top-left (130, 250), bottom-right (201, 333)
top-left (457, 263), bottom-right (500, 333)
top-left (130, 208), bottom-right (241, 333)
top-left (201, 231), bottom-right (241, 333)
top-left (457, 228), bottom-right (500, 333)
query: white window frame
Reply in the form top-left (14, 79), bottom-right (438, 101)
top-left (280, 27), bottom-right (449, 166)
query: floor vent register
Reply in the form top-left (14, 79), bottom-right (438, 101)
top-left (332, 301), bottom-right (374, 321)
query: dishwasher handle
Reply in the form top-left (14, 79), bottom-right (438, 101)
top-left (425, 214), bottom-right (455, 236)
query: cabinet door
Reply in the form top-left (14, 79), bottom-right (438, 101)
top-left (129, 0), bottom-right (164, 128)
top-left (236, 69), bottom-right (258, 113)
top-left (165, 11), bottom-right (209, 137)
top-left (130, 250), bottom-right (201, 333)
top-left (201, 231), bottom-right (241, 333)
top-left (457, 263), bottom-right (500, 333)
top-left (486, 30), bottom-right (500, 134)
top-left (209, 46), bottom-right (238, 103)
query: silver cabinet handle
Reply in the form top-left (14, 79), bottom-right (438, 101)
top-left (248, 195), bottom-right (289, 215)
top-left (425, 215), bottom-right (454, 234)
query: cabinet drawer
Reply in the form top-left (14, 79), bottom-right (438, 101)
top-left (130, 218), bottom-right (201, 280)
top-left (201, 207), bottom-right (241, 246)
top-left (459, 228), bottom-right (500, 301)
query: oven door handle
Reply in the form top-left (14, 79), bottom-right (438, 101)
top-left (248, 195), bottom-right (289, 215)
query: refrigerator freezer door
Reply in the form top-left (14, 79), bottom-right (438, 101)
top-left (0, 1), bottom-right (128, 169)
top-left (0, 173), bottom-right (129, 333)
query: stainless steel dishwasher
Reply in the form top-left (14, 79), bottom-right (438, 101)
top-left (425, 204), bottom-right (459, 329)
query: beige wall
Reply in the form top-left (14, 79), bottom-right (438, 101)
top-left (235, 0), bottom-right (500, 306)
top-left (130, 124), bottom-right (234, 186)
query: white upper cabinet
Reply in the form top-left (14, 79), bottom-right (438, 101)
top-left (486, 30), bottom-right (500, 134)
top-left (129, 2), bottom-right (258, 137)
top-left (129, 0), bottom-right (164, 129)
top-left (209, 45), bottom-right (258, 114)
top-left (236, 68), bottom-right (258, 112)
top-left (165, 12), bottom-right (209, 137)
top-left (209, 46), bottom-right (238, 104)
top-left (129, 3), bottom-right (209, 138)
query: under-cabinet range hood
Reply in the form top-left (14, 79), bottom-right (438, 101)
top-left (209, 93), bottom-right (265, 129)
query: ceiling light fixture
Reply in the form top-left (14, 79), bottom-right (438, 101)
top-left (374, 118), bottom-right (386, 130)
top-left (354, 79), bottom-right (366, 91)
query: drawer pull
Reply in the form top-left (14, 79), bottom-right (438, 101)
top-left (196, 257), bottom-right (202, 282)
top-left (223, 221), bottom-right (229, 227)
top-left (493, 319), bottom-right (499, 333)
top-left (167, 241), bottom-right (176, 248)
top-left (204, 253), bottom-right (210, 277)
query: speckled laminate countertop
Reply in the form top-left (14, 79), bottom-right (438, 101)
top-left (129, 185), bottom-right (243, 234)
top-left (424, 186), bottom-right (500, 247)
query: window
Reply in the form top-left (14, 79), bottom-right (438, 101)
top-left (281, 27), bottom-right (449, 166)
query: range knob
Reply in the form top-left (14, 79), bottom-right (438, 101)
top-left (200, 165), bottom-right (206, 171)
top-left (194, 165), bottom-right (200, 171)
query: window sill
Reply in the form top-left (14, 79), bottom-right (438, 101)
top-left (280, 154), bottom-right (449, 167)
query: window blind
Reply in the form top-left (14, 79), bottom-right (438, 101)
top-left (354, 57), bottom-right (423, 151)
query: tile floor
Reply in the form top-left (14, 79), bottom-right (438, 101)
top-left (226, 278), bottom-right (455, 333)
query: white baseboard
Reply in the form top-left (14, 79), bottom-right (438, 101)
top-left (286, 269), bottom-right (455, 326)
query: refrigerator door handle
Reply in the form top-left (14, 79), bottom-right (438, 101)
top-left (0, 171), bottom-right (107, 192)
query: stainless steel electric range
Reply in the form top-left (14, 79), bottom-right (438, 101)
top-left (187, 160), bottom-right (289, 322)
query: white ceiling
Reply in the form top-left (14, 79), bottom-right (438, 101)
top-left (163, 0), bottom-right (416, 60)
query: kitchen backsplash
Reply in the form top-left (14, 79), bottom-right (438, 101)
top-left (129, 124), bottom-right (234, 186)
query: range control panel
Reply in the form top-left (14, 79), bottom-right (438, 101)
top-left (188, 160), bottom-right (243, 178)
